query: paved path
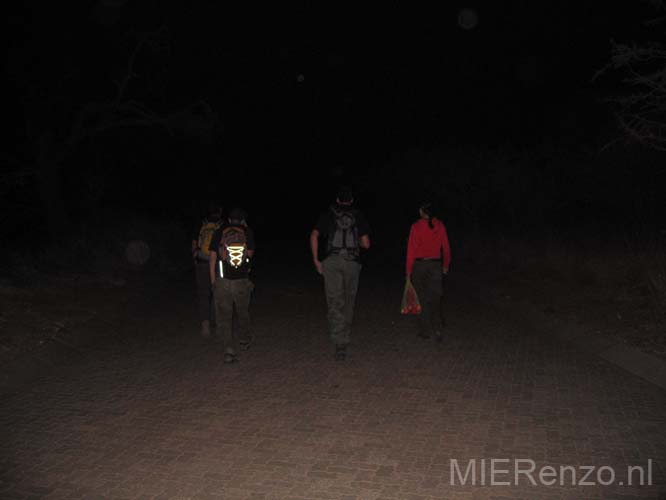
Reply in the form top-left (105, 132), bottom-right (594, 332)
top-left (2, 265), bottom-right (665, 499)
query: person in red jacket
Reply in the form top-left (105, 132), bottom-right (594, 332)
top-left (406, 202), bottom-right (451, 341)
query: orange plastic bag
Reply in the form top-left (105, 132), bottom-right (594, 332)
top-left (400, 278), bottom-right (422, 314)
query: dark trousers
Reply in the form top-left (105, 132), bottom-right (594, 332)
top-left (322, 255), bottom-right (361, 345)
top-left (195, 261), bottom-right (215, 324)
top-left (412, 260), bottom-right (444, 335)
top-left (213, 278), bottom-right (253, 354)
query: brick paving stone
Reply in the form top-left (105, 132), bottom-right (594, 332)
top-left (1, 272), bottom-right (665, 499)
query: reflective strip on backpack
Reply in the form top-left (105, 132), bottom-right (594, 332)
top-left (226, 246), bottom-right (245, 268)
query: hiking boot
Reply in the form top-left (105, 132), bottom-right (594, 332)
top-left (335, 344), bottom-right (347, 361)
top-left (223, 352), bottom-right (238, 364)
top-left (239, 336), bottom-right (253, 351)
top-left (201, 320), bottom-right (211, 338)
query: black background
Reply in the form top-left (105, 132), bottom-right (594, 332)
top-left (4, 1), bottom-right (665, 249)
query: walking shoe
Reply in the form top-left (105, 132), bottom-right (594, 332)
top-left (418, 331), bottom-right (431, 340)
top-left (223, 352), bottom-right (238, 364)
top-left (201, 320), bottom-right (211, 338)
top-left (335, 344), bottom-right (347, 361)
top-left (239, 336), bottom-right (253, 351)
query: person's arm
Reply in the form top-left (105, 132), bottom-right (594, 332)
top-left (208, 229), bottom-right (221, 284)
top-left (209, 250), bottom-right (217, 285)
top-left (246, 228), bottom-right (256, 260)
top-left (192, 223), bottom-right (202, 258)
top-left (406, 225), bottom-right (416, 277)
top-left (310, 229), bottom-right (323, 274)
top-left (357, 212), bottom-right (371, 250)
top-left (441, 224), bottom-right (451, 274)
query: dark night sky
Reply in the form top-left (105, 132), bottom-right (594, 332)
top-left (163, 2), bottom-right (647, 148)
top-left (5, 1), bottom-right (664, 236)
top-left (7, 2), bottom-right (649, 143)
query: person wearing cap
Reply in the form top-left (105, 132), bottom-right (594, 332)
top-left (405, 201), bottom-right (451, 342)
top-left (310, 186), bottom-right (371, 361)
top-left (209, 208), bottom-right (256, 364)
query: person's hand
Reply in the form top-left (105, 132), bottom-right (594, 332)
top-left (192, 247), bottom-right (200, 259)
top-left (442, 266), bottom-right (449, 275)
top-left (314, 259), bottom-right (323, 275)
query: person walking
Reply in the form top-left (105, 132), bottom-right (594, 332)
top-left (191, 202), bottom-right (223, 337)
top-left (209, 208), bottom-right (255, 364)
top-left (405, 202), bottom-right (451, 342)
top-left (310, 186), bottom-right (370, 361)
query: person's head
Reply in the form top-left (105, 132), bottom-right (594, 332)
top-left (206, 201), bottom-right (223, 220)
top-left (228, 207), bottom-right (248, 226)
top-left (419, 202), bottom-right (432, 219)
top-left (419, 201), bottom-right (435, 228)
top-left (336, 185), bottom-right (354, 205)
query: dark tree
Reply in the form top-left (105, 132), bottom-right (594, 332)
top-left (597, 0), bottom-right (666, 151)
top-left (6, 1), bottom-right (218, 237)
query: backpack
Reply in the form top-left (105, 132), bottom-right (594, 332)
top-left (218, 225), bottom-right (248, 273)
top-left (197, 219), bottom-right (221, 261)
top-left (328, 206), bottom-right (359, 259)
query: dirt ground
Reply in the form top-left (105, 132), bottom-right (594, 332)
top-left (1, 245), bottom-right (665, 395)
top-left (1, 246), bottom-right (665, 499)
top-left (482, 263), bottom-right (666, 363)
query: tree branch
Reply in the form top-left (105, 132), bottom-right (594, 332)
top-left (114, 26), bottom-right (167, 106)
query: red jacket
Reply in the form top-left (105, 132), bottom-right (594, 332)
top-left (406, 218), bottom-right (451, 275)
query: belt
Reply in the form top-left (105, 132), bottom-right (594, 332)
top-left (415, 257), bottom-right (441, 262)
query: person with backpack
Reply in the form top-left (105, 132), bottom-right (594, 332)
top-left (209, 208), bottom-right (255, 364)
top-left (405, 201), bottom-right (451, 342)
top-left (310, 186), bottom-right (370, 361)
top-left (191, 202), bottom-right (223, 338)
